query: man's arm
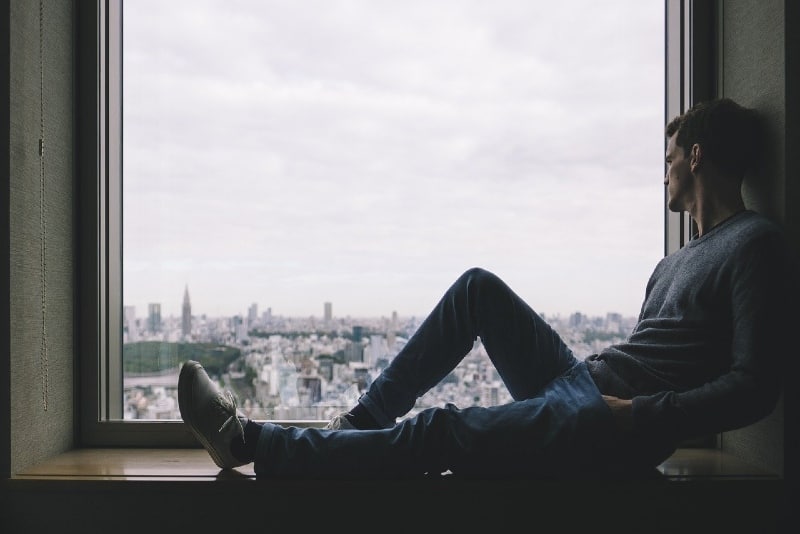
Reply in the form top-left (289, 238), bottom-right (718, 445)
top-left (631, 231), bottom-right (792, 448)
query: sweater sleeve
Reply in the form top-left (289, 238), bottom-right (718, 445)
top-left (630, 231), bottom-right (793, 451)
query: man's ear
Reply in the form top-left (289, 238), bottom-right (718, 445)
top-left (690, 143), bottom-right (702, 172)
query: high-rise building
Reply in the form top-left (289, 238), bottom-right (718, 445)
top-left (344, 341), bottom-right (364, 363)
top-left (324, 301), bottom-right (332, 324)
top-left (366, 334), bottom-right (386, 367)
top-left (569, 311), bottom-right (586, 328)
top-left (351, 325), bottom-right (363, 342)
top-left (317, 355), bottom-right (334, 382)
top-left (232, 315), bottom-right (249, 344)
top-left (181, 285), bottom-right (192, 339)
top-left (480, 383), bottom-right (501, 406)
top-left (148, 303), bottom-right (162, 334)
top-left (248, 302), bottom-right (258, 326)
top-left (298, 376), bottom-right (322, 404)
top-left (123, 305), bottom-right (138, 342)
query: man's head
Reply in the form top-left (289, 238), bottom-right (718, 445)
top-left (663, 98), bottom-right (763, 215)
top-left (665, 98), bottom-right (762, 180)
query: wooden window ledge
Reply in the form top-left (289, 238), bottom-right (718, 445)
top-left (12, 447), bottom-right (780, 482)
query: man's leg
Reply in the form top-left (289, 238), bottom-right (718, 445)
top-left (355, 267), bottom-right (577, 428)
top-left (256, 361), bottom-right (616, 478)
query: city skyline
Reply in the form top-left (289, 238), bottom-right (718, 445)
top-left (123, 285), bottom-right (638, 322)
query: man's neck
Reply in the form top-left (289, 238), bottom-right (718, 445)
top-left (691, 196), bottom-right (746, 236)
top-left (689, 175), bottom-right (746, 237)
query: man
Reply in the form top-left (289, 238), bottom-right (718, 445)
top-left (179, 98), bottom-right (794, 478)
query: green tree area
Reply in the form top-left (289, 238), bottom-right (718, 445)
top-left (123, 341), bottom-right (241, 377)
top-left (582, 330), bottom-right (627, 344)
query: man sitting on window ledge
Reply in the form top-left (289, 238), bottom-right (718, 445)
top-left (178, 98), bottom-right (796, 479)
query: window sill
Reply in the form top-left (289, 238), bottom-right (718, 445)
top-left (3, 448), bottom-right (786, 533)
top-left (13, 448), bottom-right (256, 481)
top-left (10, 446), bottom-right (780, 482)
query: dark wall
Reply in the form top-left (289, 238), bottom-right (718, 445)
top-left (718, 0), bottom-right (797, 479)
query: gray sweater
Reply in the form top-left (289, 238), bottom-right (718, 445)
top-left (585, 210), bottom-right (794, 463)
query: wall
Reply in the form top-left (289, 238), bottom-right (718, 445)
top-left (6, 0), bottom-right (75, 475)
top-left (717, 0), bottom-right (798, 478)
top-left (0, 0), bottom-right (10, 481)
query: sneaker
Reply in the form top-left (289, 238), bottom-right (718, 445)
top-left (178, 360), bottom-right (248, 469)
top-left (324, 412), bottom-right (356, 430)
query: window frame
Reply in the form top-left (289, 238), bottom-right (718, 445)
top-left (78, 0), bottom-right (706, 447)
top-left (79, 0), bottom-right (195, 446)
top-left (664, 0), bottom-right (717, 253)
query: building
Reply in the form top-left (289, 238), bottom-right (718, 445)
top-left (181, 285), bottom-right (191, 339)
top-left (248, 302), bottom-right (258, 327)
top-left (123, 305), bottom-right (137, 342)
top-left (147, 303), bottom-right (162, 334)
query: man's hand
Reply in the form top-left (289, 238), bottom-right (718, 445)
top-left (602, 395), bottom-right (634, 435)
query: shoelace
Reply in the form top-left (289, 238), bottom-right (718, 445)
top-left (326, 413), bottom-right (354, 430)
top-left (217, 390), bottom-right (246, 443)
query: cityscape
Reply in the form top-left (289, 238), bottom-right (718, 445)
top-left (121, 286), bottom-right (638, 423)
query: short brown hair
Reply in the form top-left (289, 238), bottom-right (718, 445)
top-left (665, 98), bottom-right (763, 178)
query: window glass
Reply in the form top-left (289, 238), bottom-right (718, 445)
top-left (121, 0), bottom-right (664, 421)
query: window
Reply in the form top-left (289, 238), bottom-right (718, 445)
top-left (80, 0), bottom-right (681, 446)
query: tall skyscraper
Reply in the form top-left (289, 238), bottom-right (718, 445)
top-left (182, 285), bottom-right (192, 339)
top-left (324, 301), bottom-right (332, 324)
top-left (147, 303), bottom-right (162, 334)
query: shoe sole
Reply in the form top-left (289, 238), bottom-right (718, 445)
top-left (178, 361), bottom-right (229, 469)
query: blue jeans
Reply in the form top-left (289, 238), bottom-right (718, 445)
top-left (254, 268), bottom-right (619, 478)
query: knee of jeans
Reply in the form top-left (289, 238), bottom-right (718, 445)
top-left (462, 267), bottom-right (500, 289)
top-left (463, 266), bottom-right (490, 278)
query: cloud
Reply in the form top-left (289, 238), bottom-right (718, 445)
top-left (122, 0), bottom-right (664, 318)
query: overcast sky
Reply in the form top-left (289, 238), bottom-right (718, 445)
top-left (122, 0), bottom-right (665, 320)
